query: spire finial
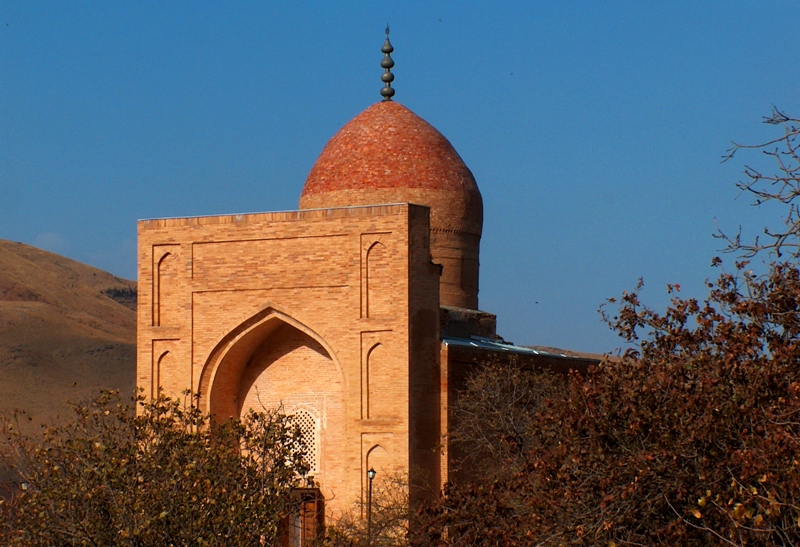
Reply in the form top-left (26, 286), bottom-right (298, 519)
top-left (380, 25), bottom-right (395, 101)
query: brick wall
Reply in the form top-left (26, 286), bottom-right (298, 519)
top-left (137, 203), bottom-right (441, 516)
top-left (301, 187), bottom-right (481, 310)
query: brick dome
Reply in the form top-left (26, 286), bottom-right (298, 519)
top-left (299, 101), bottom-right (484, 310)
top-left (300, 101), bottom-right (481, 216)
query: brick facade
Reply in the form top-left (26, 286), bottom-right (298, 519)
top-left (299, 101), bottom-right (483, 310)
top-left (136, 100), bottom-right (600, 524)
top-left (138, 204), bottom-right (441, 515)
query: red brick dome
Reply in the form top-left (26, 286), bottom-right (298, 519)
top-left (300, 101), bottom-right (481, 216)
top-left (299, 100), bottom-right (484, 309)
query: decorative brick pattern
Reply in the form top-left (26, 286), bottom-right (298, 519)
top-left (360, 233), bottom-right (397, 319)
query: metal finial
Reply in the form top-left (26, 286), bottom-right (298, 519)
top-left (380, 25), bottom-right (395, 101)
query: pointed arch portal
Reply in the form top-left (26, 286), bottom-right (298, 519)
top-left (197, 307), bottom-right (344, 422)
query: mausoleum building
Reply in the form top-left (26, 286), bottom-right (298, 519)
top-left (136, 31), bottom-right (598, 530)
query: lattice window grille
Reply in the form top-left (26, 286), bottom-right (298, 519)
top-left (292, 409), bottom-right (318, 474)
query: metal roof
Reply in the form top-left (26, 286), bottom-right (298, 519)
top-left (441, 335), bottom-right (575, 359)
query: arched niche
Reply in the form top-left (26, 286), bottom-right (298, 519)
top-left (365, 444), bottom-right (390, 499)
top-left (366, 343), bottom-right (391, 419)
top-left (153, 248), bottom-right (180, 327)
top-left (153, 350), bottom-right (170, 398)
top-left (367, 444), bottom-right (389, 475)
top-left (366, 241), bottom-right (393, 318)
top-left (197, 307), bottom-right (344, 420)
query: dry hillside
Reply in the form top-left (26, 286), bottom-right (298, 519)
top-left (0, 240), bottom-right (136, 427)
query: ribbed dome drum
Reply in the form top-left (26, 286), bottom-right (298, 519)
top-left (299, 101), bottom-right (483, 310)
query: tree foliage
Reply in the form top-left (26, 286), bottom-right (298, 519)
top-left (1, 391), bottom-right (309, 547)
top-left (412, 109), bottom-right (800, 546)
top-left (414, 262), bottom-right (800, 546)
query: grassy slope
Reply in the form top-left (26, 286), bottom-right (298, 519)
top-left (0, 240), bottom-right (136, 426)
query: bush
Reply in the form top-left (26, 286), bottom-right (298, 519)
top-left (1, 391), bottom-right (309, 547)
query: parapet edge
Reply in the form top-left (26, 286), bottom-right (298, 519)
top-left (137, 203), bottom-right (431, 230)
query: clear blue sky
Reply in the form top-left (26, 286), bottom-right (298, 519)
top-left (1, 2), bottom-right (798, 352)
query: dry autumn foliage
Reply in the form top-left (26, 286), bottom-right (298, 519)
top-left (411, 109), bottom-right (800, 546)
top-left (413, 261), bottom-right (800, 547)
top-left (1, 391), bottom-right (309, 547)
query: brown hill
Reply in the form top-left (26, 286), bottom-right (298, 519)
top-left (0, 240), bottom-right (136, 427)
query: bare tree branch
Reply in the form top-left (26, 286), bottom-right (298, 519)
top-left (717, 108), bottom-right (800, 258)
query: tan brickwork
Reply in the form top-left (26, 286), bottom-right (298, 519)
top-left (299, 101), bottom-right (483, 311)
top-left (301, 188), bottom-right (481, 309)
top-left (137, 204), bottom-right (441, 516)
top-left (135, 96), bottom-right (606, 532)
top-left (407, 206), bottom-right (444, 502)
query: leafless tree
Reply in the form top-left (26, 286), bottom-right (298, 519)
top-left (323, 472), bottom-right (409, 547)
top-left (718, 108), bottom-right (800, 258)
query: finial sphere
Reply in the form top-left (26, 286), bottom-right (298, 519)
top-left (380, 26), bottom-right (395, 101)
